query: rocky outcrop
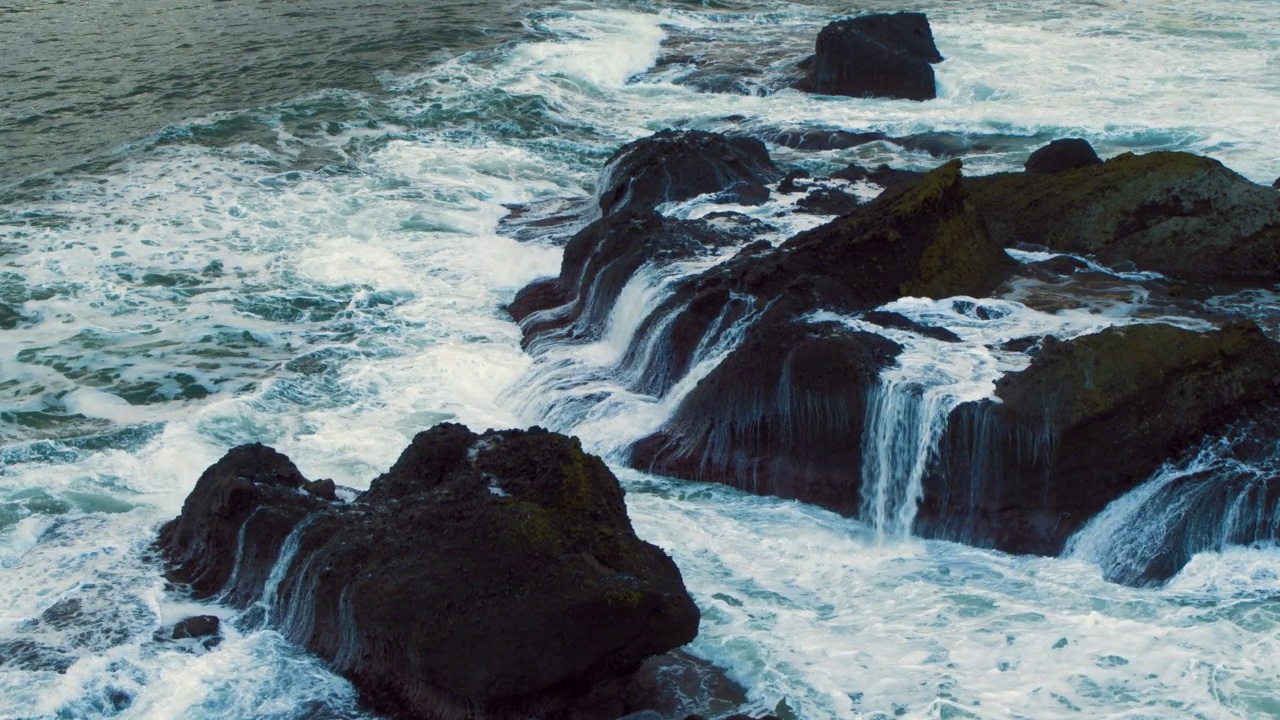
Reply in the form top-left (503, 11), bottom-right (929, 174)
top-left (159, 425), bottom-right (699, 720)
top-left (508, 210), bottom-right (736, 348)
top-left (920, 322), bottom-right (1280, 556)
top-left (797, 13), bottom-right (944, 101)
top-left (966, 151), bottom-right (1280, 282)
top-left (630, 161), bottom-right (1017, 510)
top-left (597, 130), bottom-right (781, 216)
top-left (1024, 138), bottom-right (1102, 174)
top-left (633, 308), bottom-right (900, 512)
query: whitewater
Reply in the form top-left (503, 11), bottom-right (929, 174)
top-left (2, 0), bottom-right (1280, 718)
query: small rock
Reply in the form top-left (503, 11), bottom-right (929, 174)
top-left (795, 187), bottom-right (861, 215)
top-left (777, 170), bottom-right (811, 195)
top-left (716, 182), bottom-right (770, 207)
top-left (1025, 138), bottom-right (1102, 174)
top-left (303, 478), bottom-right (338, 501)
top-left (172, 615), bottom-right (220, 641)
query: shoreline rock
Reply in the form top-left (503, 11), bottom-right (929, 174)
top-left (796, 12), bottom-right (944, 101)
top-left (920, 321), bottom-right (1280, 558)
top-left (966, 150), bottom-right (1280, 283)
top-left (160, 425), bottom-right (700, 720)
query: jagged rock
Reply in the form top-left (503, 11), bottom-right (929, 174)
top-left (965, 151), bottom-right (1280, 282)
top-left (508, 211), bottom-right (740, 348)
top-left (598, 130), bottom-right (781, 216)
top-left (159, 425), bottom-right (699, 720)
top-left (630, 161), bottom-right (1015, 510)
top-left (1025, 138), bottom-right (1102, 174)
top-left (797, 13), bottom-right (943, 100)
top-left (632, 308), bottom-right (901, 512)
top-left (921, 322), bottom-right (1280, 556)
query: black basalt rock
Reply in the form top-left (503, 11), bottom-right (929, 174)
top-left (1025, 138), bottom-right (1102, 174)
top-left (797, 13), bottom-right (943, 101)
top-left (598, 130), bottom-right (781, 216)
top-left (629, 161), bottom-right (1016, 511)
top-left (966, 151), bottom-right (1280, 283)
top-left (159, 425), bottom-right (700, 720)
top-left (920, 322), bottom-right (1280, 558)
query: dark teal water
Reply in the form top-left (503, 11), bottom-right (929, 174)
top-left (0, 0), bottom-right (535, 184)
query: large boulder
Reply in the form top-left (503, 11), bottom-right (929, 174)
top-left (597, 130), bottom-right (781, 216)
top-left (629, 161), bottom-right (1016, 510)
top-left (1024, 138), bottom-right (1102, 174)
top-left (159, 425), bottom-right (700, 720)
top-left (965, 151), bottom-right (1280, 282)
top-left (796, 13), bottom-right (944, 101)
top-left (920, 321), bottom-right (1280, 557)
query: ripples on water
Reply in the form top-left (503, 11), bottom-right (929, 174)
top-left (1, 0), bottom-right (1280, 717)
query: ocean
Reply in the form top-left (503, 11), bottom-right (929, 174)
top-left (2, 0), bottom-right (1279, 717)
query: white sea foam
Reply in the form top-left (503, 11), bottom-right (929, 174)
top-left (2, 0), bottom-right (1279, 717)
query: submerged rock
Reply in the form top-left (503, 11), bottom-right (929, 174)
top-left (797, 13), bottom-right (944, 101)
top-left (160, 425), bottom-right (699, 720)
top-left (966, 151), bottom-right (1280, 282)
top-left (598, 130), bottom-right (781, 216)
top-left (921, 322), bottom-right (1280, 556)
top-left (1024, 138), bottom-right (1102, 174)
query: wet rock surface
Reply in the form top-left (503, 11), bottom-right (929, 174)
top-left (598, 130), bottom-right (781, 216)
top-left (797, 12), bottom-right (943, 100)
top-left (966, 151), bottom-right (1280, 283)
top-left (160, 425), bottom-right (700, 720)
top-left (922, 322), bottom-right (1280, 557)
top-left (630, 160), bottom-right (1015, 509)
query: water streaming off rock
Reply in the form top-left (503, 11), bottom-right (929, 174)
top-left (2, 0), bottom-right (1280, 718)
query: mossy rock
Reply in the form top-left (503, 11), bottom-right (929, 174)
top-left (921, 321), bottom-right (1280, 557)
top-left (965, 151), bottom-right (1280, 282)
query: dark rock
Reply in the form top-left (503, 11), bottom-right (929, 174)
top-left (616, 712), bottom-right (663, 720)
top-left (998, 336), bottom-right (1041, 354)
top-left (715, 182), bottom-right (770, 207)
top-left (1273, 176), bottom-right (1280, 189)
top-left (618, 650), bottom-right (748, 720)
top-left (599, 130), bottom-right (781, 216)
top-left (762, 128), bottom-right (887, 151)
top-left (508, 211), bottom-right (741, 349)
top-left (171, 615), bottom-right (220, 641)
top-left (921, 322), bottom-right (1280, 556)
top-left (797, 13), bottom-right (943, 100)
top-left (965, 151), bottom-right (1280, 283)
top-left (863, 310), bottom-right (961, 342)
top-left (831, 163), bottom-right (923, 188)
top-left (631, 161), bottom-right (1015, 510)
top-left (159, 425), bottom-right (699, 720)
top-left (777, 170), bottom-right (810, 195)
top-left (889, 131), bottom-right (1042, 159)
top-left (699, 212), bottom-right (778, 242)
top-left (302, 478), bottom-right (337, 501)
top-left (795, 187), bottom-right (861, 216)
top-left (632, 309), bottom-right (902, 513)
top-left (1025, 138), bottom-right (1102, 174)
